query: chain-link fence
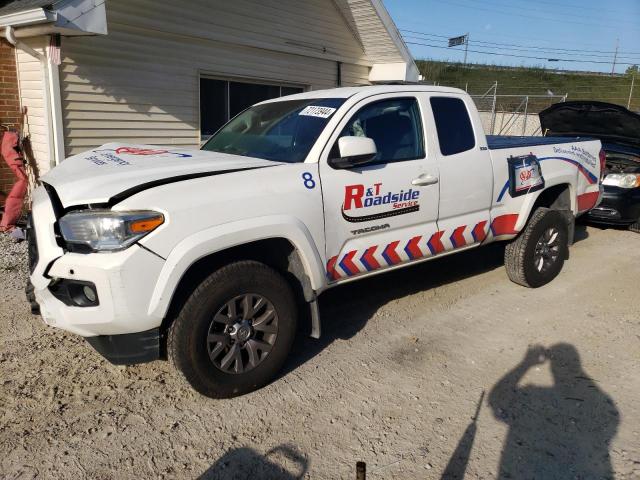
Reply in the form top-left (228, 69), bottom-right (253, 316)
top-left (421, 60), bottom-right (639, 114)
top-left (467, 82), bottom-right (567, 136)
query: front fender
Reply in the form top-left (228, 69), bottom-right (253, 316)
top-left (147, 215), bottom-right (326, 319)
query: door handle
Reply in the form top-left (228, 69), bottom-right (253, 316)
top-left (412, 174), bottom-right (439, 186)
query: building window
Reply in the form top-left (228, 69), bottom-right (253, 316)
top-left (200, 78), bottom-right (304, 140)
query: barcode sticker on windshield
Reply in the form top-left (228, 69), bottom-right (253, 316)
top-left (299, 106), bottom-right (337, 118)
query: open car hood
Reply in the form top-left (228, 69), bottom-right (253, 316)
top-left (539, 101), bottom-right (640, 149)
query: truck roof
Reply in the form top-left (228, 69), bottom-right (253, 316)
top-left (260, 84), bottom-right (467, 104)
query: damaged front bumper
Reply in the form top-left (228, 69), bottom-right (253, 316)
top-left (27, 186), bottom-right (166, 363)
top-left (587, 185), bottom-right (640, 225)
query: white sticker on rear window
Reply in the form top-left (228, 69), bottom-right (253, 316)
top-left (299, 106), bottom-right (337, 118)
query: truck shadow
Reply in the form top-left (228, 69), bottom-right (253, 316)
top-left (573, 222), bottom-right (589, 243)
top-left (283, 223), bottom-right (591, 377)
top-left (282, 242), bottom-right (506, 377)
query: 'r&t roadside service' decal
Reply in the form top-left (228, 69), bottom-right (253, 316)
top-left (94, 147), bottom-right (193, 158)
top-left (341, 182), bottom-right (420, 223)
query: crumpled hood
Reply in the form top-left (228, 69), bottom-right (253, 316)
top-left (539, 101), bottom-right (640, 149)
top-left (42, 143), bottom-right (282, 207)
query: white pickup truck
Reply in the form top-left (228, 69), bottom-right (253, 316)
top-left (27, 86), bottom-right (604, 398)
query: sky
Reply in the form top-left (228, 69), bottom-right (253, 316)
top-left (383, 0), bottom-right (640, 74)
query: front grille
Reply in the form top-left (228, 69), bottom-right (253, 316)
top-left (589, 207), bottom-right (620, 219)
top-left (26, 213), bottom-right (38, 273)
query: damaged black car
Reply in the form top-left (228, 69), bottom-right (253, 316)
top-left (540, 101), bottom-right (640, 232)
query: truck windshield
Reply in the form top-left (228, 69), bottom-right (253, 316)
top-left (201, 98), bottom-right (346, 163)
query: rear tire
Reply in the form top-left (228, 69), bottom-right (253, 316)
top-left (168, 260), bottom-right (297, 398)
top-left (629, 221), bottom-right (640, 233)
top-left (504, 208), bottom-right (569, 288)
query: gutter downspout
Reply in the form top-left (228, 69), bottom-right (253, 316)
top-left (5, 25), bottom-right (64, 168)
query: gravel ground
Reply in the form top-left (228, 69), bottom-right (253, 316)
top-left (0, 233), bottom-right (28, 291)
top-left (0, 226), bottom-right (639, 479)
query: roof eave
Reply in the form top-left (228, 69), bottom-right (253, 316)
top-left (0, 7), bottom-right (56, 28)
top-left (0, 0), bottom-right (107, 36)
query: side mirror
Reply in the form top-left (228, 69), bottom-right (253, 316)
top-left (329, 136), bottom-right (377, 169)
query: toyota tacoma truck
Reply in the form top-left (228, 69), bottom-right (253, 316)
top-left (27, 86), bottom-right (604, 398)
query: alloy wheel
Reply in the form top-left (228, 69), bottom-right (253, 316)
top-left (533, 227), bottom-right (561, 273)
top-left (206, 294), bottom-right (279, 374)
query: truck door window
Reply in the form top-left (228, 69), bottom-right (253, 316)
top-left (430, 97), bottom-right (476, 156)
top-left (335, 97), bottom-right (424, 164)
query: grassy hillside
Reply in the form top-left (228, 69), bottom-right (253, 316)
top-left (416, 61), bottom-right (639, 113)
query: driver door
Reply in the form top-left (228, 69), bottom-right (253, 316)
top-left (319, 94), bottom-right (440, 282)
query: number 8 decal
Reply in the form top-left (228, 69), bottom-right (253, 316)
top-left (302, 172), bottom-right (316, 189)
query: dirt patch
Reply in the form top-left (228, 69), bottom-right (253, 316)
top-left (1, 227), bottom-right (639, 479)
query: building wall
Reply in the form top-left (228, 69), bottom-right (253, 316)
top-left (0, 39), bottom-right (21, 204)
top-left (14, 36), bottom-right (51, 174)
top-left (60, 0), bottom-right (372, 156)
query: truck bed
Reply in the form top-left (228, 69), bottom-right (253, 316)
top-left (486, 135), bottom-right (594, 150)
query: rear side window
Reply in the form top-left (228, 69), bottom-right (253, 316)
top-left (430, 97), bottom-right (475, 156)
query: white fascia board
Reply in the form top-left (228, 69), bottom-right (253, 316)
top-left (0, 8), bottom-right (56, 28)
top-left (369, 62), bottom-right (408, 82)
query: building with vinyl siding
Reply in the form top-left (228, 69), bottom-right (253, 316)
top-left (0, 0), bottom-right (418, 175)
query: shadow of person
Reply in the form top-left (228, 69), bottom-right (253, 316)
top-left (441, 391), bottom-right (486, 480)
top-left (198, 444), bottom-right (308, 480)
top-left (489, 344), bottom-right (619, 479)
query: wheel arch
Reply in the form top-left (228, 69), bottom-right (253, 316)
top-left (515, 182), bottom-right (575, 232)
top-left (532, 182), bottom-right (575, 213)
top-left (147, 217), bottom-right (326, 334)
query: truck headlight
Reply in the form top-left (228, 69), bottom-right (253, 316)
top-left (602, 173), bottom-right (640, 189)
top-left (59, 210), bottom-right (164, 252)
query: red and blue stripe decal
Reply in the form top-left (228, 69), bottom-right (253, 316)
top-left (327, 219), bottom-right (506, 281)
top-left (542, 156), bottom-right (598, 184)
top-left (404, 236), bottom-right (424, 260)
top-left (450, 226), bottom-right (467, 249)
top-left (327, 255), bottom-right (340, 281)
top-left (472, 221), bottom-right (488, 242)
top-left (360, 246), bottom-right (381, 271)
top-left (490, 214), bottom-right (519, 236)
top-left (577, 191), bottom-right (599, 211)
top-left (427, 231), bottom-right (445, 255)
top-left (382, 241), bottom-right (402, 265)
top-left (497, 156), bottom-right (598, 202)
top-left (339, 251), bottom-right (359, 276)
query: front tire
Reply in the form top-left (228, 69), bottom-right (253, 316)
top-left (168, 260), bottom-right (297, 398)
top-left (504, 208), bottom-right (569, 288)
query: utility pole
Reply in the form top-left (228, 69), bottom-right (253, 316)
top-left (611, 38), bottom-right (619, 75)
top-left (629, 75), bottom-right (635, 109)
top-left (464, 33), bottom-right (469, 65)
